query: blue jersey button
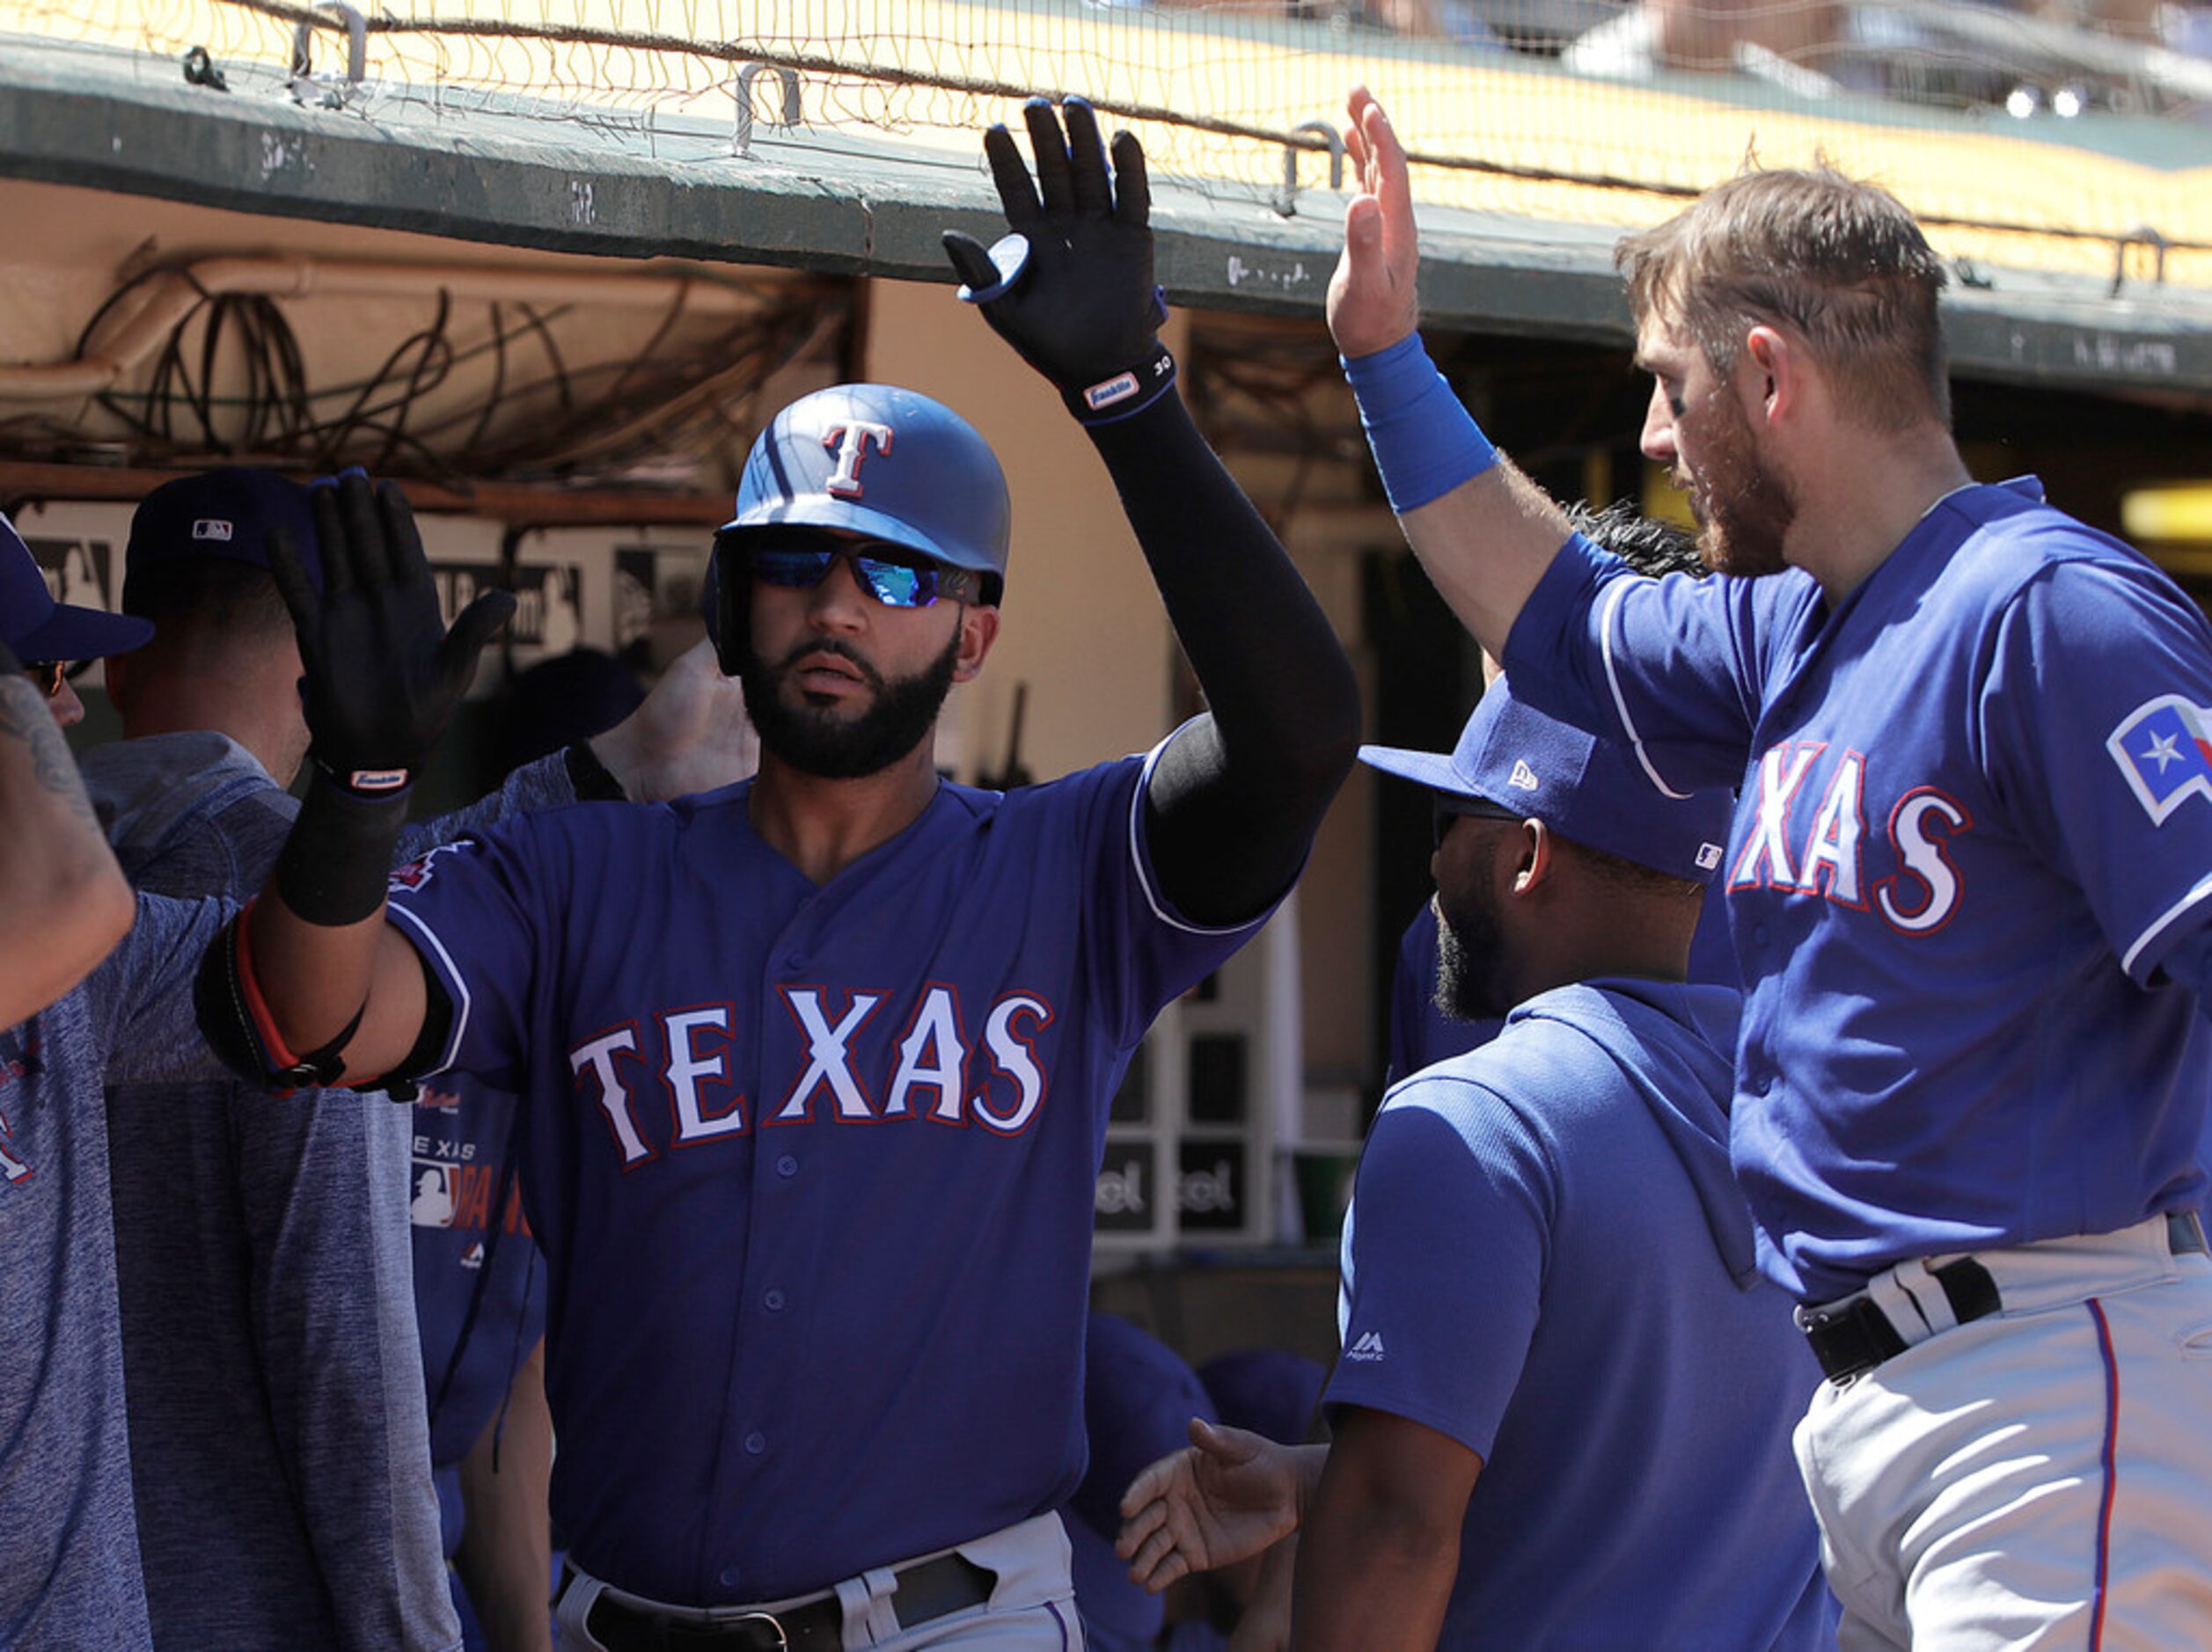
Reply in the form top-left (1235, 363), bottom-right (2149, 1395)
top-left (764, 1288), bottom-right (786, 1311)
top-left (720, 1567), bottom-right (742, 1589)
top-left (776, 1153), bottom-right (799, 1178)
top-left (780, 952), bottom-right (805, 972)
top-left (1752, 925), bottom-right (1770, 947)
top-left (744, 1431), bottom-right (767, 1455)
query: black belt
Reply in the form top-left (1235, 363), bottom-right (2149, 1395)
top-left (1800, 1210), bottom-right (2209, 1386)
top-left (572, 1554), bottom-right (996, 1652)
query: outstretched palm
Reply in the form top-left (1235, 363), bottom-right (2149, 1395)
top-left (1117, 1420), bottom-right (1306, 1591)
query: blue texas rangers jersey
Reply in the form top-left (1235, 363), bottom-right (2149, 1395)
top-left (1333, 979), bottom-right (1832, 1649)
top-left (382, 736), bottom-right (1268, 1606)
top-left (1504, 478), bottom-right (2212, 1302)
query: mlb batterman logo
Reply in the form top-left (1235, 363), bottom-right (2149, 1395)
top-left (2108, 695), bottom-right (2212, 823)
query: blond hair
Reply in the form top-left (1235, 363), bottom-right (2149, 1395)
top-left (1616, 165), bottom-right (1951, 431)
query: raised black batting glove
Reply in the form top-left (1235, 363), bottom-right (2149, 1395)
top-left (266, 470), bottom-right (513, 925)
top-left (267, 470), bottom-right (513, 800)
top-left (942, 96), bottom-right (1176, 426)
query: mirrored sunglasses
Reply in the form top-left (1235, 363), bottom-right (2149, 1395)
top-left (20, 659), bottom-right (92, 699)
top-left (1432, 793), bottom-right (1525, 851)
top-left (737, 539), bottom-right (982, 609)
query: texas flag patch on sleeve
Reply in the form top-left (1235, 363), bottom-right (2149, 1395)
top-left (2108, 695), bottom-right (2212, 824)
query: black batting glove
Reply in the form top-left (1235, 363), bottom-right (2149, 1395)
top-left (267, 470), bottom-right (514, 800)
top-left (942, 97), bottom-right (1176, 425)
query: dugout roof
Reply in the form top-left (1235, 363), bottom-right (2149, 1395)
top-left (1, 7), bottom-right (2208, 400)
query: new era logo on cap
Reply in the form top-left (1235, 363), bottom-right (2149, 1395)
top-left (1507, 759), bottom-right (1540, 792)
top-left (192, 518), bottom-right (235, 542)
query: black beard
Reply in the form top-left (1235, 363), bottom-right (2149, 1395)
top-left (738, 628), bottom-right (961, 779)
top-left (1433, 887), bottom-right (1514, 1022)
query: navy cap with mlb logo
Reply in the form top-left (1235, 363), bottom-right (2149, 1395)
top-left (1359, 673), bottom-right (1733, 885)
top-left (124, 467), bottom-right (323, 610)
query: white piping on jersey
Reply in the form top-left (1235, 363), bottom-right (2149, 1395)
top-left (389, 904), bottom-right (474, 1077)
top-left (1599, 577), bottom-right (1695, 801)
top-left (1130, 725), bottom-right (1273, 937)
top-left (2120, 872), bottom-right (2212, 980)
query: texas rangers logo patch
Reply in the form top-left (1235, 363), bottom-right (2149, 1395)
top-left (2108, 695), bottom-right (2212, 823)
top-left (389, 840), bottom-right (472, 895)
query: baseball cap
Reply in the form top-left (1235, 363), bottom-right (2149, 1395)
top-left (0, 512), bottom-right (153, 662)
top-left (124, 467), bottom-right (323, 609)
top-left (1359, 674), bottom-right (1731, 884)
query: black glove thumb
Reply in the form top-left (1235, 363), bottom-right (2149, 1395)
top-left (942, 230), bottom-right (1000, 293)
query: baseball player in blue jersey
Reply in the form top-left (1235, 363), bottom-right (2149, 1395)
top-left (199, 98), bottom-right (1359, 1648)
top-left (1327, 84), bottom-right (2212, 1645)
top-left (1119, 676), bottom-right (1832, 1648)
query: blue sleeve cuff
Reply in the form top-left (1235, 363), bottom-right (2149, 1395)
top-left (1342, 335), bottom-right (1498, 513)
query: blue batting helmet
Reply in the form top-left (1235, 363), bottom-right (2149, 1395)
top-left (716, 384), bottom-right (1010, 598)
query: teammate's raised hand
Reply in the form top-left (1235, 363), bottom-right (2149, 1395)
top-left (1328, 85), bottom-right (1423, 360)
top-left (1115, 1418), bottom-right (1309, 1592)
top-left (943, 96), bottom-right (1176, 422)
top-left (267, 471), bottom-right (513, 799)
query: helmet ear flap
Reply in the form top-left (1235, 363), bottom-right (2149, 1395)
top-left (706, 537), bottom-right (749, 678)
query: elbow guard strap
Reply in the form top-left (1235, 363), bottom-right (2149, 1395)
top-left (194, 904), bottom-right (363, 1091)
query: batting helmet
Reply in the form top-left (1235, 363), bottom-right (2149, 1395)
top-left (715, 384), bottom-right (1011, 630)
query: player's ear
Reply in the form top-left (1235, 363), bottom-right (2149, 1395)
top-left (1509, 816), bottom-right (1552, 898)
top-left (1744, 325), bottom-right (1796, 424)
top-left (102, 647), bottom-right (139, 717)
top-left (952, 603), bottom-right (1000, 683)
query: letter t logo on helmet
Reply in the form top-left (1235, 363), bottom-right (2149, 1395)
top-left (821, 421), bottom-right (896, 500)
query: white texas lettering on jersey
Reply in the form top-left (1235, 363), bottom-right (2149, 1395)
top-left (572, 1027), bottom-right (656, 1169)
top-left (1872, 789), bottom-right (1973, 934)
top-left (1732, 743), bottom-right (1971, 934)
top-left (821, 420), bottom-right (894, 499)
top-left (570, 984), bottom-right (1060, 1160)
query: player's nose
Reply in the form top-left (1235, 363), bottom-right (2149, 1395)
top-left (805, 557), bottom-right (872, 631)
top-left (48, 678), bottom-right (85, 730)
top-left (1638, 382), bottom-right (1676, 464)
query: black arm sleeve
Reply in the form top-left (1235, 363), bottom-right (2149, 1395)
top-left (1084, 391), bottom-right (1361, 926)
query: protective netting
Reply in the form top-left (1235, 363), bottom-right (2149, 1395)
top-left (8, 2), bottom-right (2211, 287)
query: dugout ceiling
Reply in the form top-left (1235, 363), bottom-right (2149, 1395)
top-left (0, 25), bottom-right (2208, 406)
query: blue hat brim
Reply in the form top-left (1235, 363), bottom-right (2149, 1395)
top-left (1357, 742), bottom-right (1497, 806)
top-left (11, 603), bottom-right (153, 663)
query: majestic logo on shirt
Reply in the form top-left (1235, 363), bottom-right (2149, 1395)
top-left (821, 420), bottom-right (895, 500)
top-left (2108, 696), bottom-right (2212, 824)
top-left (1730, 742), bottom-right (1973, 934)
top-left (569, 983), bottom-right (1058, 1168)
top-left (1345, 1331), bottom-right (1386, 1363)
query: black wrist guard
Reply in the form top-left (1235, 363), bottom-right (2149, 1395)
top-left (1064, 342), bottom-right (1177, 426)
top-left (275, 771), bottom-right (413, 927)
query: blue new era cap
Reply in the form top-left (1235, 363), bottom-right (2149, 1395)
top-left (125, 467), bottom-right (322, 608)
top-left (0, 513), bottom-right (152, 662)
top-left (1360, 675), bottom-right (1732, 884)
